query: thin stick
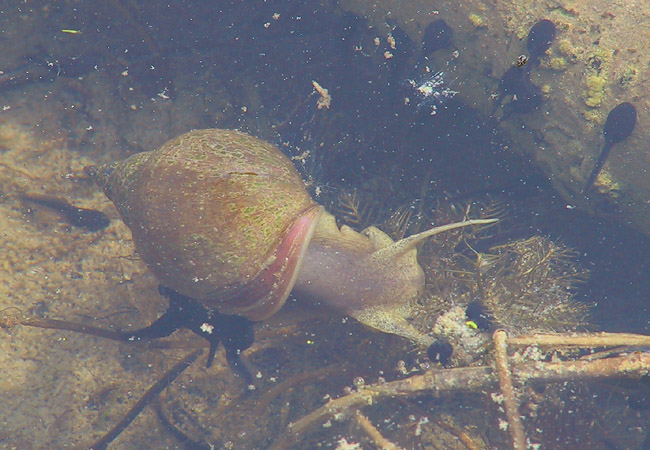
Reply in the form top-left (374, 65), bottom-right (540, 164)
top-left (492, 330), bottom-right (526, 449)
top-left (393, 397), bottom-right (482, 450)
top-left (88, 349), bottom-right (203, 450)
top-left (255, 364), bottom-right (346, 416)
top-left (355, 410), bottom-right (403, 450)
top-left (154, 402), bottom-right (212, 450)
top-left (508, 332), bottom-right (650, 348)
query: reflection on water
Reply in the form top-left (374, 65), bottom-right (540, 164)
top-left (1, 1), bottom-right (650, 449)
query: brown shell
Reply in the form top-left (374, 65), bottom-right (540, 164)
top-left (88, 129), bottom-right (319, 320)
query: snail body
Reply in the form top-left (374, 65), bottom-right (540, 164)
top-left (88, 129), bottom-right (493, 345)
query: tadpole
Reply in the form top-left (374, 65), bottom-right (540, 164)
top-left (582, 102), bottom-right (637, 194)
top-left (491, 19), bottom-right (555, 121)
top-left (492, 65), bottom-right (543, 121)
top-left (412, 19), bottom-right (453, 73)
top-left (20, 193), bottom-right (110, 231)
top-left (421, 19), bottom-right (453, 58)
top-left (527, 19), bottom-right (556, 65)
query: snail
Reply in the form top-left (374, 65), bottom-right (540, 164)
top-left (87, 128), bottom-right (494, 350)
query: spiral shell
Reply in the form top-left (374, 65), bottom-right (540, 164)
top-left (88, 129), bottom-right (321, 321)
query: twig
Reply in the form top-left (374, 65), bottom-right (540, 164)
top-left (154, 401), bottom-right (212, 450)
top-left (492, 330), bottom-right (526, 449)
top-left (508, 332), bottom-right (650, 348)
top-left (355, 410), bottom-right (403, 450)
top-left (87, 349), bottom-right (203, 450)
top-left (395, 397), bottom-right (482, 450)
top-left (431, 419), bottom-right (482, 450)
top-left (255, 364), bottom-right (347, 416)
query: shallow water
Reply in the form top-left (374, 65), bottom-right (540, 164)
top-left (1, 2), bottom-right (649, 449)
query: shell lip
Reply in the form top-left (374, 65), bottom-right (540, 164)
top-left (221, 204), bottom-right (323, 321)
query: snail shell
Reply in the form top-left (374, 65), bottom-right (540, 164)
top-left (88, 129), bottom-right (321, 321)
top-left (88, 129), bottom-right (494, 343)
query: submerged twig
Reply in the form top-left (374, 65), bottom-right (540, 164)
top-left (393, 396), bottom-right (481, 450)
top-left (88, 349), bottom-right (203, 450)
top-left (154, 402), bottom-right (212, 450)
top-left (255, 364), bottom-right (347, 416)
top-left (492, 330), bottom-right (526, 449)
top-left (508, 332), bottom-right (650, 348)
top-left (355, 410), bottom-right (403, 450)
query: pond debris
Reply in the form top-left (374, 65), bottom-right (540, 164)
top-left (3, 305), bottom-right (650, 448)
top-left (312, 80), bottom-right (331, 109)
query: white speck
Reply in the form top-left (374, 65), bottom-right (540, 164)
top-left (387, 33), bottom-right (396, 49)
top-left (335, 437), bottom-right (360, 449)
top-left (200, 322), bottom-right (214, 334)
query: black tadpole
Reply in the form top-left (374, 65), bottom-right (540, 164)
top-left (492, 19), bottom-right (555, 121)
top-left (492, 64), bottom-right (542, 121)
top-left (20, 193), bottom-right (110, 231)
top-left (119, 285), bottom-right (257, 386)
top-left (426, 339), bottom-right (453, 366)
top-left (583, 102), bottom-right (637, 194)
top-left (421, 19), bottom-right (452, 57)
top-left (492, 65), bottom-right (529, 112)
top-left (465, 300), bottom-right (495, 331)
top-left (498, 79), bottom-right (543, 122)
top-left (527, 19), bottom-right (556, 65)
top-left (412, 19), bottom-right (453, 72)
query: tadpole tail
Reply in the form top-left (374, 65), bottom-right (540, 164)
top-left (583, 141), bottom-right (614, 194)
